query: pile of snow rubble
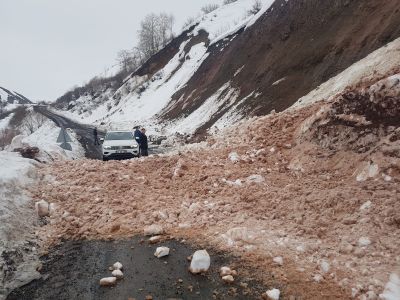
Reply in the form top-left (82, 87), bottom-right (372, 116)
top-left (0, 152), bottom-right (41, 299)
top-left (33, 71), bottom-right (399, 299)
top-left (0, 114), bottom-right (85, 299)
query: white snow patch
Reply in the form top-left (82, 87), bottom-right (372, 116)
top-left (189, 250), bottom-right (211, 274)
top-left (272, 77), bottom-right (287, 86)
top-left (0, 113), bottom-right (14, 131)
top-left (356, 161), bottom-right (379, 182)
top-left (20, 120), bottom-right (85, 162)
top-left (380, 273), bottom-right (400, 300)
top-left (293, 37), bottom-right (400, 109)
top-left (265, 288), bottom-right (280, 300)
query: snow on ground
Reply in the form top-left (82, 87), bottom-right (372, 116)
top-left (0, 112), bottom-right (14, 131)
top-left (36, 81), bottom-right (400, 298)
top-left (0, 116), bottom-right (85, 298)
top-left (109, 42), bottom-right (209, 125)
top-left (20, 120), bottom-right (85, 161)
top-left (55, 0), bottom-right (276, 136)
top-left (0, 151), bottom-right (41, 299)
top-left (293, 37), bottom-right (400, 109)
top-left (194, 0), bottom-right (274, 44)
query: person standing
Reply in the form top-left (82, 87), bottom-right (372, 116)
top-left (140, 128), bottom-right (149, 157)
top-left (133, 126), bottom-right (142, 154)
top-left (93, 127), bottom-right (100, 145)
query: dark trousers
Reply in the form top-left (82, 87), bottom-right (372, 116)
top-left (94, 135), bottom-right (100, 145)
top-left (141, 148), bottom-right (148, 156)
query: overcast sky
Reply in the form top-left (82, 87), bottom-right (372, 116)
top-left (0, 0), bottom-right (212, 101)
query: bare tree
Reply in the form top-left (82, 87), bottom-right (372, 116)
top-left (137, 13), bottom-right (175, 59)
top-left (138, 13), bottom-right (160, 58)
top-left (223, 0), bottom-right (238, 4)
top-left (116, 50), bottom-right (136, 72)
top-left (182, 16), bottom-right (196, 29)
top-left (0, 128), bottom-right (20, 150)
top-left (248, 0), bottom-right (262, 15)
top-left (201, 4), bottom-right (219, 14)
top-left (158, 13), bottom-right (175, 48)
top-left (21, 111), bottom-right (47, 134)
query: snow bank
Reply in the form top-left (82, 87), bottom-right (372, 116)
top-left (17, 120), bottom-right (85, 162)
top-left (0, 151), bottom-right (41, 299)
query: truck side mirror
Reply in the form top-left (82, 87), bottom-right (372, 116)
top-left (100, 138), bottom-right (104, 144)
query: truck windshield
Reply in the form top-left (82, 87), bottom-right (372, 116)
top-left (105, 132), bottom-right (134, 140)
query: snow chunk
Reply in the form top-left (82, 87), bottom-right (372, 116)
top-left (112, 262), bottom-right (123, 270)
top-left (35, 200), bottom-right (49, 217)
top-left (222, 275), bottom-right (234, 283)
top-left (356, 161), bottom-right (379, 182)
top-left (189, 250), bottom-right (210, 274)
top-left (246, 174), bottom-right (265, 184)
top-left (273, 256), bottom-right (283, 266)
top-left (222, 178), bottom-right (243, 187)
top-left (265, 288), bottom-right (280, 300)
top-left (358, 237), bottom-right (372, 247)
top-left (380, 273), bottom-right (400, 300)
top-left (154, 247), bottom-right (170, 258)
top-left (220, 266), bottom-right (237, 276)
top-left (320, 260), bottom-right (330, 274)
top-left (144, 224), bottom-right (164, 236)
top-left (99, 277), bottom-right (117, 286)
top-left (111, 269), bottom-right (124, 279)
top-left (228, 151), bottom-right (240, 162)
top-left (313, 274), bottom-right (324, 283)
top-left (360, 201), bottom-right (372, 210)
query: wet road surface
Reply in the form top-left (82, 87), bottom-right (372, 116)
top-left (7, 238), bottom-right (266, 300)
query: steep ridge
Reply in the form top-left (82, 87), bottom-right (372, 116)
top-left (54, 0), bottom-right (400, 138)
top-left (0, 87), bottom-right (32, 111)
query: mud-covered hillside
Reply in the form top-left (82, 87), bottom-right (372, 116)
top-left (54, 0), bottom-right (400, 137)
top-left (163, 0), bottom-right (400, 133)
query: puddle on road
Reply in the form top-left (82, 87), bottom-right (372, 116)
top-left (7, 237), bottom-right (268, 300)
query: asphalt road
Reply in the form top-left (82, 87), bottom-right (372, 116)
top-left (35, 106), bottom-right (105, 159)
top-left (7, 238), bottom-right (265, 300)
top-left (34, 106), bottom-right (166, 160)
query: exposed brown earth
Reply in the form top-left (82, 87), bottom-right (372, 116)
top-left (31, 73), bottom-right (400, 299)
top-left (161, 0), bottom-right (400, 135)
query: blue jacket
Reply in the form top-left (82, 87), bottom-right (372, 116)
top-left (134, 129), bottom-right (142, 145)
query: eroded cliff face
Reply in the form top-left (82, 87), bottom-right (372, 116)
top-left (160, 0), bottom-right (400, 135)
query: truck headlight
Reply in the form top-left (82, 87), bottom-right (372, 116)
top-left (103, 146), bottom-right (112, 150)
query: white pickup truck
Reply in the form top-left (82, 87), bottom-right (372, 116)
top-left (101, 131), bottom-right (139, 161)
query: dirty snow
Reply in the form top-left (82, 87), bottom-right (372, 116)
top-left (0, 151), bottom-right (41, 299)
top-left (36, 75), bottom-right (400, 298)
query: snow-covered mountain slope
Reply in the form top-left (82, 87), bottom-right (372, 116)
top-left (55, 0), bottom-right (400, 137)
top-left (0, 86), bottom-right (32, 112)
